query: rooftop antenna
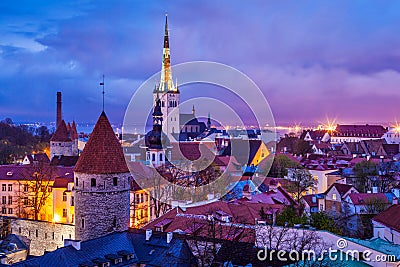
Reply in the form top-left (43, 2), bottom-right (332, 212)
top-left (100, 75), bottom-right (105, 112)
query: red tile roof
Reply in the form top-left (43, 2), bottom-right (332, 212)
top-left (332, 124), bottom-right (387, 138)
top-left (348, 193), bottom-right (389, 205)
top-left (52, 176), bottom-right (74, 188)
top-left (302, 195), bottom-right (319, 207)
top-left (325, 183), bottom-right (356, 196)
top-left (74, 112), bottom-right (129, 174)
top-left (0, 164), bottom-right (73, 181)
top-left (373, 204), bottom-right (400, 233)
top-left (50, 120), bottom-right (71, 142)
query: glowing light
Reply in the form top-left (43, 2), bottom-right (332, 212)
top-left (321, 117), bottom-right (337, 134)
top-left (53, 214), bottom-right (61, 223)
top-left (391, 121), bottom-right (400, 133)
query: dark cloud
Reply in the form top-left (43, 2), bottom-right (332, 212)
top-left (0, 0), bottom-right (400, 125)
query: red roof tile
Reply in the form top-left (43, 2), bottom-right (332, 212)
top-left (373, 204), bottom-right (400, 233)
top-left (332, 124), bottom-right (387, 138)
top-left (50, 120), bottom-right (71, 142)
top-left (348, 193), bottom-right (389, 205)
top-left (74, 112), bottom-right (129, 174)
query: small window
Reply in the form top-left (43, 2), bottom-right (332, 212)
top-left (332, 194), bottom-right (337, 200)
top-left (159, 153), bottom-right (163, 162)
top-left (2, 196), bottom-right (6, 204)
top-left (8, 208), bottom-right (12, 214)
top-left (71, 196), bottom-right (74, 206)
top-left (2, 184), bottom-right (6, 191)
top-left (81, 218), bottom-right (85, 228)
top-left (8, 196), bottom-right (12, 205)
top-left (113, 216), bottom-right (117, 228)
top-left (62, 209), bottom-right (67, 218)
top-left (75, 177), bottom-right (78, 186)
top-left (24, 185), bottom-right (28, 192)
top-left (62, 193), bottom-right (67, 202)
top-left (8, 184), bottom-right (12, 191)
top-left (35, 229), bottom-right (38, 237)
top-left (113, 177), bottom-right (118, 186)
top-left (152, 154), bottom-right (155, 162)
top-left (91, 178), bottom-right (96, 187)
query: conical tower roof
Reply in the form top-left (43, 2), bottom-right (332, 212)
top-left (50, 120), bottom-right (71, 142)
top-left (74, 112), bottom-right (129, 174)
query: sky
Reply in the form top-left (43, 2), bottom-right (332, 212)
top-left (1, 0), bottom-right (400, 126)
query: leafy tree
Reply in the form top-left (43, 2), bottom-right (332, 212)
top-left (293, 139), bottom-right (313, 156)
top-left (267, 154), bottom-right (302, 178)
top-left (310, 212), bottom-right (341, 235)
top-left (276, 206), bottom-right (308, 227)
top-left (353, 161), bottom-right (378, 192)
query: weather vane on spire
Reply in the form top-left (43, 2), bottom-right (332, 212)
top-left (100, 75), bottom-right (105, 112)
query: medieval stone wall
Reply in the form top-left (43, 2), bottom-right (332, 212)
top-left (9, 218), bottom-right (75, 256)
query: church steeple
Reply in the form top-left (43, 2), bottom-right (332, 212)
top-left (155, 13), bottom-right (177, 93)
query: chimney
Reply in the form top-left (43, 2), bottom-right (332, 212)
top-left (166, 232), bottom-right (173, 244)
top-left (64, 239), bottom-right (81, 250)
top-left (146, 229), bottom-right (152, 241)
top-left (56, 92), bottom-right (62, 128)
top-left (393, 197), bottom-right (398, 205)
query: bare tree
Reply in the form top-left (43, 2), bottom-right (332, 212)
top-left (287, 168), bottom-right (316, 203)
top-left (16, 162), bottom-right (54, 220)
top-left (364, 196), bottom-right (389, 214)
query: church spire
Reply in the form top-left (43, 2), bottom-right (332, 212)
top-left (157, 12), bottom-right (176, 93)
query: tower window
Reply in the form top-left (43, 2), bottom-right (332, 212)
top-left (152, 154), bottom-right (155, 162)
top-left (91, 178), bottom-right (96, 187)
top-left (81, 218), bottom-right (85, 228)
top-left (113, 177), bottom-right (118, 186)
top-left (159, 153), bottom-right (163, 161)
top-left (75, 177), bottom-right (78, 186)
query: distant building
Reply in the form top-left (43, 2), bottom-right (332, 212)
top-left (330, 124), bottom-right (387, 144)
top-left (49, 92), bottom-right (78, 159)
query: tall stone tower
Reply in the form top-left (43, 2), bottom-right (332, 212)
top-left (153, 13), bottom-right (180, 138)
top-left (74, 112), bottom-right (130, 241)
top-left (50, 92), bottom-right (79, 159)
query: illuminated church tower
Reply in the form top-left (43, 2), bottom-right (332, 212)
top-left (153, 13), bottom-right (180, 138)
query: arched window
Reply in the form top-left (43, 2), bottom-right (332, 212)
top-left (113, 177), bottom-right (118, 186)
top-left (159, 153), bottom-right (163, 162)
top-left (152, 154), bottom-right (155, 161)
top-left (91, 178), bottom-right (96, 187)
